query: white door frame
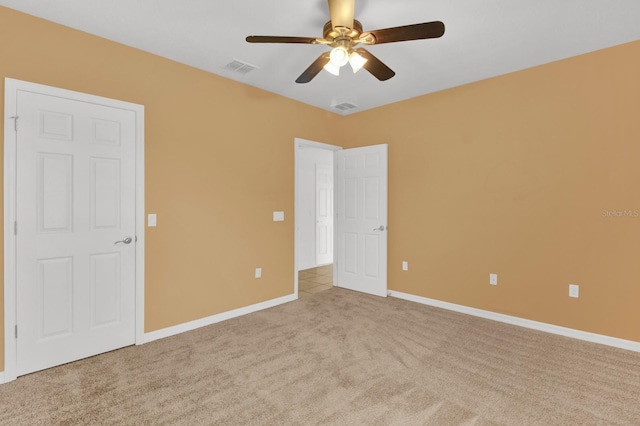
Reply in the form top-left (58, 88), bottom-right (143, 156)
top-left (3, 78), bottom-right (145, 383)
top-left (294, 138), bottom-right (340, 297)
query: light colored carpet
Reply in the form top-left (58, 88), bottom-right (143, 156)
top-left (1, 287), bottom-right (639, 425)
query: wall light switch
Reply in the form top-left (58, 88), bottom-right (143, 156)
top-left (273, 211), bottom-right (285, 222)
top-left (569, 284), bottom-right (579, 298)
top-left (148, 214), bottom-right (157, 227)
top-left (255, 268), bottom-right (262, 279)
top-left (402, 261), bottom-right (408, 271)
top-left (489, 273), bottom-right (498, 285)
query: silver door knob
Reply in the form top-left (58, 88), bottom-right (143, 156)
top-left (114, 237), bottom-right (133, 245)
top-left (373, 225), bottom-right (386, 231)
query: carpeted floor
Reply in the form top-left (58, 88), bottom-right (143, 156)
top-left (1, 287), bottom-right (639, 425)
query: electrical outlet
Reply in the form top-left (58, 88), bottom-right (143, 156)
top-left (489, 273), bottom-right (498, 285)
top-left (255, 268), bottom-right (262, 279)
top-left (402, 261), bottom-right (408, 271)
top-left (569, 284), bottom-right (579, 298)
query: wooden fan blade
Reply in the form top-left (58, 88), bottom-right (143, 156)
top-left (328, 0), bottom-right (355, 29)
top-left (354, 48), bottom-right (395, 81)
top-left (296, 52), bottom-right (331, 83)
top-left (365, 21), bottom-right (445, 45)
top-left (246, 35), bottom-right (319, 44)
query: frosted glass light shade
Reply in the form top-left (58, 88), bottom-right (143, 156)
top-left (349, 51), bottom-right (367, 73)
top-left (323, 62), bottom-right (341, 76)
top-left (329, 46), bottom-right (349, 67)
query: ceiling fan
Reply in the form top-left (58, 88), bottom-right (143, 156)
top-left (246, 0), bottom-right (445, 83)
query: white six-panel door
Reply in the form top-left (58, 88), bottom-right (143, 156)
top-left (316, 164), bottom-right (333, 265)
top-left (15, 90), bottom-right (136, 376)
top-left (335, 144), bottom-right (388, 297)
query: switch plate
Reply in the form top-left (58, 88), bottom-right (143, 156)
top-left (569, 284), bottom-right (579, 298)
top-left (273, 211), bottom-right (285, 222)
top-left (402, 261), bottom-right (408, 271)
top-left (148, 214), bottom-right (157, 227)
top-left (489, 273), bottom-right (498, 285)
top-left (255, 268), bottom-right (262, 279)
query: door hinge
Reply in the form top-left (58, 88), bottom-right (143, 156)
top-left (10, 116), bottom-right (18, 132)
top-left (14, 221), bottom-right (17, 236)
top-left (15, 325), bottom-right (18, 339)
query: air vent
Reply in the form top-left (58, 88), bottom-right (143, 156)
top-left (224, 59), bottom-right (259, 75)
top-left (333, 102), bottom-right (359, 111)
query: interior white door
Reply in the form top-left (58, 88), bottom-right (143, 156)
top-left (335, 144), bottom-right (388, 297)
top-left (16, 90), bottom-right (136, 376)
top-left (316, 164), bottom-right (333, 265)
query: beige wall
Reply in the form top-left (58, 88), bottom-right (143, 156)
top-left (0, 7), bottom-right (338, 370)
top-left (340, 40), bottom-right (640, 342)
top-left (1, 6), bottom-right (639, 373)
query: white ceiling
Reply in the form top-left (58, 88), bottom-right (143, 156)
top-left (3, 0), bottom-right (640, 115)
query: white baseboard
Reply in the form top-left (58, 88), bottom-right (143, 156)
top-left (0, 371), bottom-right (5, 384)
top-left (142, 293), bottom-right (297, 344)
top-left (389, 290), bottom-right (640, 353)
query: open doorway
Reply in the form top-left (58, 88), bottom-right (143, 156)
top-left (294, 138), bottom-right (340, 298)
top-left (295, 139), bottom-right (389, 299)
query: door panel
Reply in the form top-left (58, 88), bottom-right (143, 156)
top-left (335, 144), bottom-right (388, 297)
top-left (92, 157), bottom-right (121, 229)
top-left (364, 176), bottom-right (380, 219)
top-left (16, 90), bottom-right (136, 376)
top-left (316, 164), bottom-right (334, 265)
top-left (39, 257), bottom-right (74, 339)
top-left (364, 234), bottom-right (380, 278)
top-left (91, 253), bottom-right (122, 327)
top-left (38, 154), bottom-right (74, 232)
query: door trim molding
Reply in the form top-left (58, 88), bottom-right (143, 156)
top-left (3, 78), bottom-right (145, 383)
top-left (294, 138), bottom-right (341, 298)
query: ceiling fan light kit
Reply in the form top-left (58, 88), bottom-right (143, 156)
top-left (246, 0), bottom-right (445, 83)
top-left (323, 61), bottom-right (341, 76)
top-left (329, 45), bottom-right (350, 67)
top-left (348, 51), bottom-right (367, 73)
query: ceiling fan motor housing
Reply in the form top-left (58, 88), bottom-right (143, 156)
top-left (323, 20), bottom-right (364, 45)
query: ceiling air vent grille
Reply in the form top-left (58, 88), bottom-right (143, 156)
top-left (333, 102), bottom-right (359, 111)
top-left (224, 59), bottom-right (259, 75)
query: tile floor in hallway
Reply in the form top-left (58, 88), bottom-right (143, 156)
top-left (298, 264), bottom-right (333, 298)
